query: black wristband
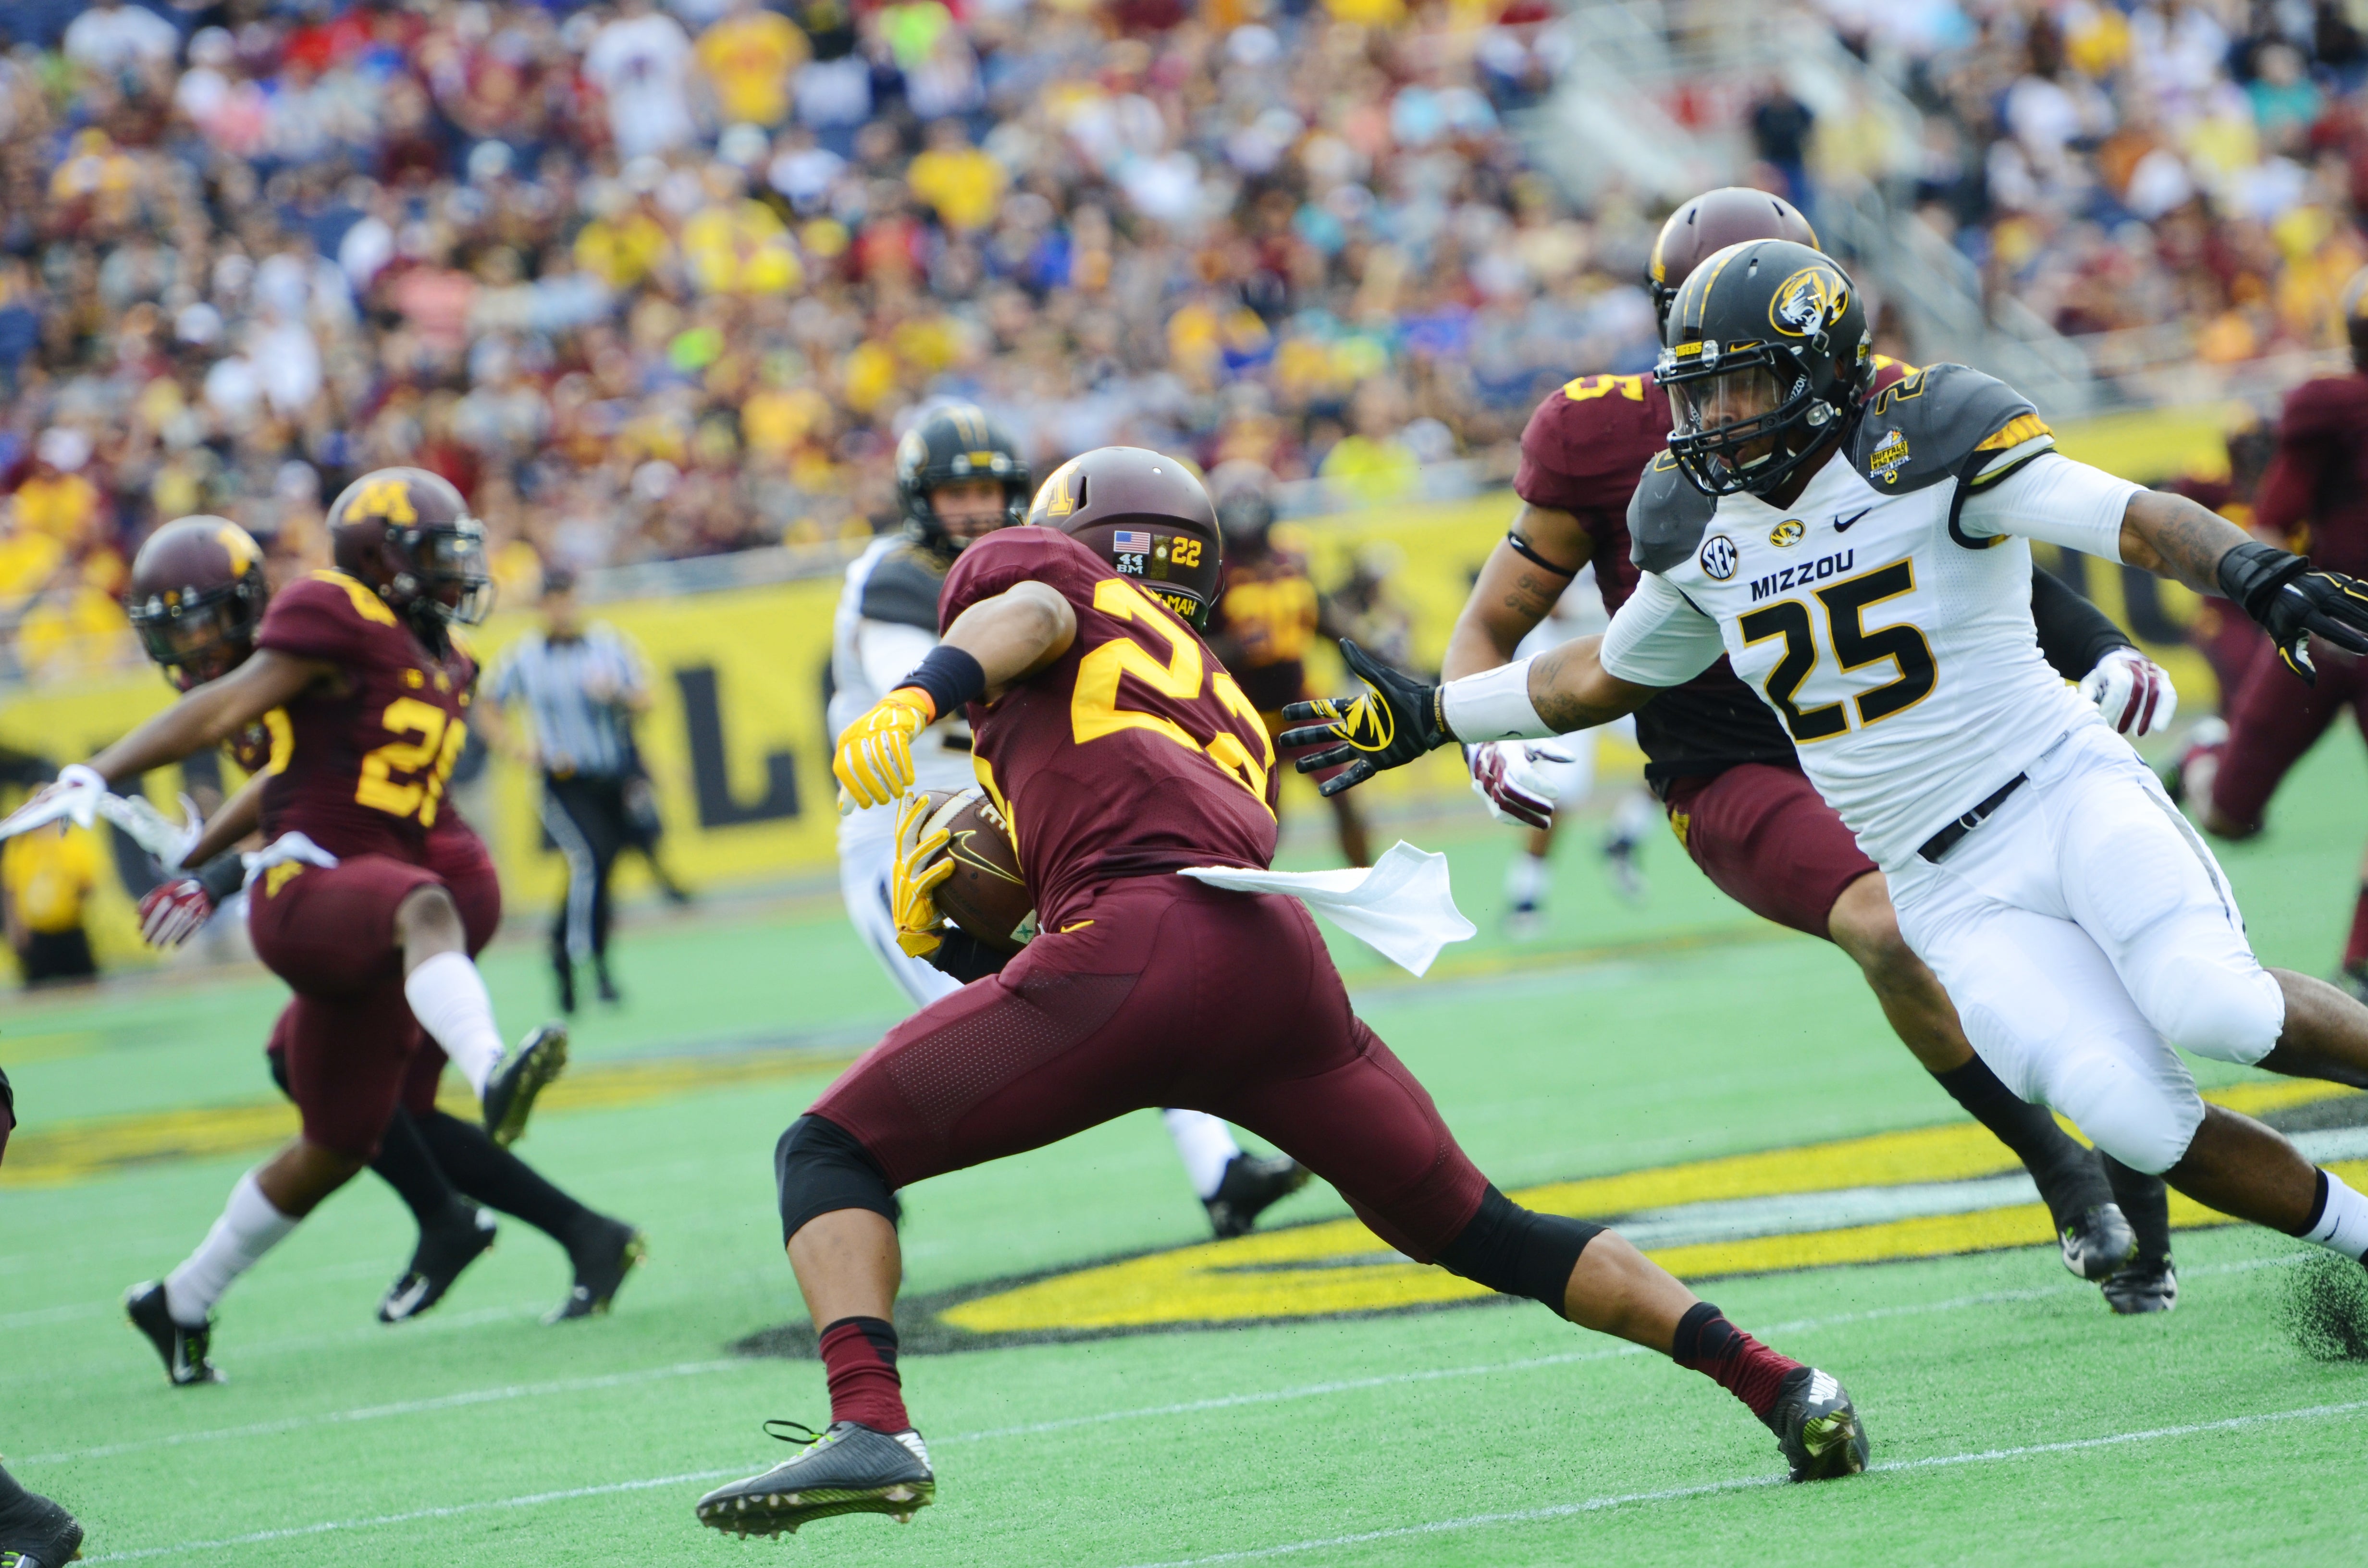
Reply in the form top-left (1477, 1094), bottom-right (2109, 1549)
top-left (1505, 531), bottom-right (1580, 577)
top-left (896, 645), bottom-right (987, 718)
top-left (925, 927), bottom-right (1011, 983)
top-left (195, 852), bottom-right (247, 903)
top-left (2217, 540), bottom-right (2308, 621)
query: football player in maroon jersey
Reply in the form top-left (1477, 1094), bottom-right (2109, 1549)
top-left (43, 472), bottom-right (573, 1384)
top-left (118, 514), bottom-right (643, 1333)
top-left (693, 448), bottom-right (1868, 1540)
top-left (1202, 460), bottom-right (1371, 867)
top-left (1443, 187), bottom-right (2183, 1312)
top-left (2202, 267), bottom-right (2368, 1005)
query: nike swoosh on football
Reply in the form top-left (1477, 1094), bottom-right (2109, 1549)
top-left (1833, 508), bottom-right (1872, 533)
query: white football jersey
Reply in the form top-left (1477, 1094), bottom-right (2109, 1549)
top-left (830, 534), bottom-right (978, 795)
top-left (1602, 364), bottom-right (2141, 869)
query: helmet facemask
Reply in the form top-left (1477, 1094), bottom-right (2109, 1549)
top-left (130, 585), bottom-right (263, 691)
top-left (407, 516), bottom-right (494, 626)
top-left (1660, 341), bottom-right (1848, 499)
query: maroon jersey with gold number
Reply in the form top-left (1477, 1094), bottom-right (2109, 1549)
top-left (1205, 545), bottom-right (1321, 713)
top-left (2256, 371), bottom-right (2368, 576)
top-left (1516, 363), bottom-right (1911, 787)
top-left (253, 571), bottom-right (475, 861)
top-left (942, 528), bottom-right (1279, 930)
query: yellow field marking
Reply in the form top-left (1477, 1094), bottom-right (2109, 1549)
top-left (0, 1047), bottom-right (858, 1189)
top-left (0, 1030), bottom-right (103, 1066)
top-left (943, 1083), bottom-right (2365, 1336)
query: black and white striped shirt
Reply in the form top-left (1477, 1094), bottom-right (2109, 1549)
top-left (487, 624), bottom-right (648, 779)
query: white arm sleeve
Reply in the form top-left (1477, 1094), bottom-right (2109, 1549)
top-left (1600, 571), bottom-right (1727, 687)
top-left (1956, 452), bottom-right (2141, 561)
top-left (855, 620), bottom-right (940, 701)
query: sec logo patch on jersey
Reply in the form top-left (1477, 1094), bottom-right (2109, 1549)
top-left (1700, 533), bottom-right (1739, 580)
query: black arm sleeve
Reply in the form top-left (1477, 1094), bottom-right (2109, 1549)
top-left (2029, 567), bottom-right (2133, 681)
top-left (196, 851), bottom-right (248, 904)
top-left (925, 928), bottom-right (1012, 984)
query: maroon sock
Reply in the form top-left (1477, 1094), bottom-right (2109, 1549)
top-left (2344, 886), bottom-right (2368, 971)
top-left (1670, 1301), bottom-right (1799, 1421)
top-left (818, 1316), bottom-right (910, 1433)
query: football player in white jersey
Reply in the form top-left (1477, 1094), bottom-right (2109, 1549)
top-left (832, 403), bottom-right (1308, 1237)
top-left (1284, 239), bottom-right (2368, 1277)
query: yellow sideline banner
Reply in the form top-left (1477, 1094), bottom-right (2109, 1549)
top-left (0, 404), bottom-right (2233, 967)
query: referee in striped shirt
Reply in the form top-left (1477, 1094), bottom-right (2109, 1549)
top-left (482, 569), bottom-right (653, 1013)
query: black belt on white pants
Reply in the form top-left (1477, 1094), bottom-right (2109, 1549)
top-left (1918, 773), bottom-right (2029, 863)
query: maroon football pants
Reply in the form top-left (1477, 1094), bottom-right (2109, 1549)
top-left (2209, 636), bottom-right (2368, 832)
top-left (249, 830), bottom-right (502, 1159)
top-left (810, 877), bottom-right (1492, 1262)
top-left (1660, 762), bottom-right (1877, 940)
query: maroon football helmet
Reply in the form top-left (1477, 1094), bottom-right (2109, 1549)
top-left (1647, 187), bottom-right (1820, 328)
top-left (124, 515), bottom-right (271, 690)
top-left (326, 466), bottom-right (493, 625)
top-left (1027, 447), bottom-right (1221, 628)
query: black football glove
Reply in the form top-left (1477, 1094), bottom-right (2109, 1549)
top-left (1277, 640), bottom-right (1452, 796)
top-left (2219, 540), bottom-right (2368, 686)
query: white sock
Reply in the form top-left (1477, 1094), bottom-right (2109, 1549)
top-left (2300, 1169), bottom-right (2368, 1261)
top-left (1163, 1109), bottom-right (1242, 1200)
top-left (404, 951), bottom-right (506, 1097)
top-left (1505, 851), bottom-right (1550, 906)
top-left (164, 1171), bottom-right (298, 1327)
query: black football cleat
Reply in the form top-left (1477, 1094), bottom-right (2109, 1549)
top-left (2059, 1202), bottom-right (2139, 1282)
top-left (1765, 1365), bottom-right (1867, 1482)
top-left (0, 1462), bottom-right (84, 1568)
top-left (124, 1282), bottom-right (222, 1387)
top-left (1204, 1152), bottom-right (1311, 1239)
top-left (544, 1219), bottom-right (647, 1324)
top-left (694, 1421), bottom-right (934, 1537)
top-left (379, 1202), bottom-right (498, 1324)
top-left (2101, 1258), bottom-right (2178, 1315)
top-left (481, 1024), bottom-right (568, 1148)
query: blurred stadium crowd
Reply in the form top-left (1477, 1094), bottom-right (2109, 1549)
top-left (3, 0), bottom-right (2368, 683)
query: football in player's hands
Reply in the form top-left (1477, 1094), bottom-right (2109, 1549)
top-left (916, 788), bottom-right (1034, 955)
top-left (2079, 648), bottom-right (2177, 737)
top-left (137, 877), bottom-right (215, 948)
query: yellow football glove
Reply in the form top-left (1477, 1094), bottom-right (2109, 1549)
top-left (833, 687), bottom-right (936, 810)
top-left (890, 789), bottom-right (960, 958)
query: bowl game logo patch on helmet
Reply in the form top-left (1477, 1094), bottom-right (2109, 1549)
top-left (1771, 264), bottom-right (1849, 338)
top-left (1700, 533), bottom-right (1739, 581)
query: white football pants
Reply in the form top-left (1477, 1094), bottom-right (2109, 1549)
top-left (837, 800), bottom-right (1246, 1196)
top-left (1889, 721), bottom-right (2286, 1176)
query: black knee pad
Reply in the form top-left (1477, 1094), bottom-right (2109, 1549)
top-left (776, 1114), bottom-right (900, 1244)
top-left (1433, 1186), bottom-right (1603, 1316)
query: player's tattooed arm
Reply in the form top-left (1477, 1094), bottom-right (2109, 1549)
top-left (82, 650), bottom-right (331, 786)
top-left (1443, 504), bottom-right (1594, 680)
top-left (942, 581), bottom-right (1079, 700)
top-left (1526, 635), bottom-right (1659, 734)
top-left (2117, 489), bottom-right (2255, 593)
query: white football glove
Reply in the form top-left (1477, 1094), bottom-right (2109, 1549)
top-left (2079, 647), bottom-right (2177, 737)
top-left (1465, 739), bottom-right (1575, 832)
top-left (99, 791), bottom-right (205, 870)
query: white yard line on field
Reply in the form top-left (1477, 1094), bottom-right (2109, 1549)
top-left (1111, 1398), bottom-right (2368, 1568)
top-left (83, 1395), bottom-right (2368, 1564)
top-left (26, 1251), bottom-right (2316, 1470)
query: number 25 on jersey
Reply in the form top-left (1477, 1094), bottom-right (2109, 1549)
top-left (1738, 559), bottom-right (1936, 743)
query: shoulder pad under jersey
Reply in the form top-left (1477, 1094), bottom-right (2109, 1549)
top-left (1627, 451), bottom-right (1719, 575)
top-left (1846, 362), bottom-right (2051, 495)
top-left (859, 542), bottom-right (950, 631)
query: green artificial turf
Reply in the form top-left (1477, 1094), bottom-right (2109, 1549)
top-left (5, 733), bottom-right (2366, 1567)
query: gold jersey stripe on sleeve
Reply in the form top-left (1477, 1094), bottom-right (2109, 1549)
top-left (1975, 413), bottom-right (2053, 452)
